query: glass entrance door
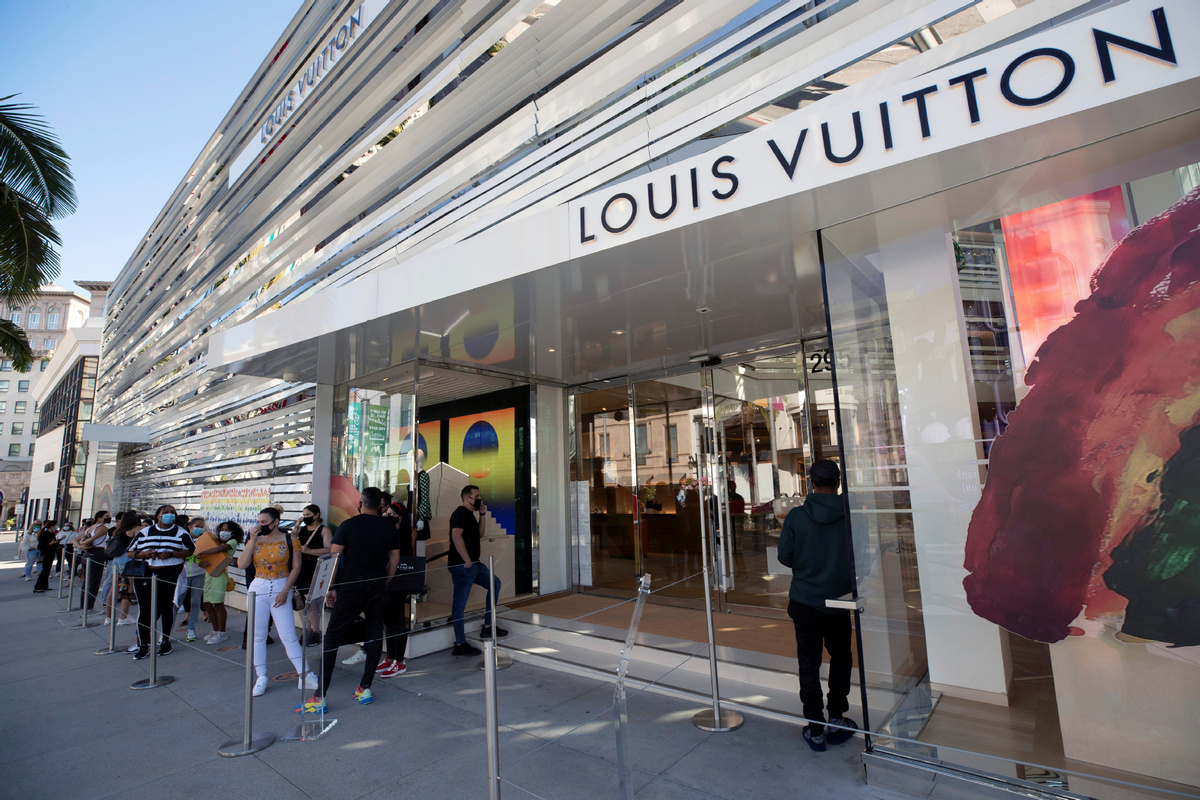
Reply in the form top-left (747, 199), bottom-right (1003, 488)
top-left (632, 374), bottom-right (707, 605)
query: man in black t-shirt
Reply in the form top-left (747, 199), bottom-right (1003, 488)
top-left (305, 487), bottom-right (400, 711)
top-left (448, 485), bottom-right (507, 657)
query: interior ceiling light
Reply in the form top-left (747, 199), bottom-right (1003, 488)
top-left (547, 348), bottom-right (556, 352)
top-left (612, 329), bottom-right (624, 335)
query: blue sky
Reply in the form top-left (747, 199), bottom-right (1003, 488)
top-left (4, 0), bottom-right (302, 294)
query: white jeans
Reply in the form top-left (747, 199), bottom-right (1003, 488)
top-left (248, 577), bottom-right (307, 679)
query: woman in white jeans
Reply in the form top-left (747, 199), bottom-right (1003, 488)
top-left (237, 507), bottom-right (316, 697)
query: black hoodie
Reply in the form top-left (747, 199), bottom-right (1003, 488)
top-left (777, 493), bottom-right (852, 611)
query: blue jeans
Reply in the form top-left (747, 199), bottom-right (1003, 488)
top-left (180, 570), bottom-right (205, 631)
top-left (23, 548), bottom-right (39, 578)
top-left (450, 562), bottom-right (499, 644)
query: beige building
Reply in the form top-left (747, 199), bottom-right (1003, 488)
top-left (0, 284), bottom-right (94, 527)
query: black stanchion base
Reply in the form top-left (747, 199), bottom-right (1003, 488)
top-left (218, 732), bottom-right (275, 757)
top-left (130, 676), bottom-right (175, 690)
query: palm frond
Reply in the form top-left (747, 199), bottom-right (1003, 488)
top-left (0, 318), bottom-right (34, 373)
top-left (0, 184), bottom-right (61, 304)
top-left (0, 94), bottom-right (77, 218)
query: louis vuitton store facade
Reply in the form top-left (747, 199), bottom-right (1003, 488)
top-left (104, 1), bottom-right (1198, 797)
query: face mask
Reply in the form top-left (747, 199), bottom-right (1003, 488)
top-left (192, 526), bottom-right (204, 535)
top-left (218, 531), bottom-right (231, 541)
top-left (302, 516), bottom-right (314, 525)
top-left (161, 513), bottom-right (176, 525)
top-left (473, 498), bottom-right (482, 511)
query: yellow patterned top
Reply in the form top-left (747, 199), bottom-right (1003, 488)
top-left (252, 539), bottom-right (291, 580)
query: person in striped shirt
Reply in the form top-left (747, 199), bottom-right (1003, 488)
top-left (127, 505), bottom-right (196, 660)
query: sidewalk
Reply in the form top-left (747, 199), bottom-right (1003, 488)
top-left (0, 541), bottom-right (915, 800)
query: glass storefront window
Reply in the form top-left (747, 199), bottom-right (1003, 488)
top-left (822, 137), bottom-right (1200, 798)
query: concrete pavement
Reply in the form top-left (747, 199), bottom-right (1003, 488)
top-left (0, 541), bottom-right (916, 799)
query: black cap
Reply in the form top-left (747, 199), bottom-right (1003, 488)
top-left (809, 459), bottom-right (841, 487)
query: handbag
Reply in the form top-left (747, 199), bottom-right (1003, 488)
top-left (225, 575), bottom-right (236, 592)
top-left (389, 555), bottom-right (426, 594)
top-left (122, 558), bottom-right (147, 578)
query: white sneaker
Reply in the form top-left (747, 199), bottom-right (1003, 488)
top-left (103, 617), bottom-right (112, 626)
top-left (209, 631), bottom-right (228, 644)
top-left (299, 672), bottom-right (319, 690)
top-left (117, 617), bottom-right (135, 626)
top-left (252, 676), bottom-right (269, 697)
top-left (342, 648), bottom-right (366, 666)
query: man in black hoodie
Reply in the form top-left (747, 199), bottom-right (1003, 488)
top-left (777, 459), bottom-right (858, 752)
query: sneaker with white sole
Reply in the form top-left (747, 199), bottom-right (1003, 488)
top-left (252, 676), bottom-right (269, 697)
top-left (117, 617), bottom-right (135, 626)
top-left (185, 630), bottom-right (196, 642)
top-left (298, 672), bottom-right (319, 691)
top-left (342, 648), bottom-right (366, 666)
top-left (377, 660), bottom-right (407, 679)
top-left (209, 631), bottom-right (228, 644)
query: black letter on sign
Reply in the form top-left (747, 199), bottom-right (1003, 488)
top-left (690, 167), bottom-right (700, 209)
top-left (879, 102), bottom-right (893, 150)
top-left (767, 129), bottom-right (809, 180)
top-left (901, 85), bottom-right (938, 139)
top-left (580, 207), bottom-right (595, 244)
top-left (601, 193), bottom-right (638, 234)
top-left (1094, 7), bottom-right (1176, 84)
top-left (949, 68), bottom-right (988, 124)
top-left (1001, 48), bottom-right (1075, 107)
top-left (711, 156), bottom-right (738, 200)
top-left (821, 112), bottom-right (864, 164)
top-left (648, 175), bottom-right (678, 220)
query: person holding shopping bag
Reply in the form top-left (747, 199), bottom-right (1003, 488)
top-left (237, 507), bottom-right (317, 697)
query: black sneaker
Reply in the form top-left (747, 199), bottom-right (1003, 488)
top-left (305, 630), bottom-right (322, 647)
top-left (826, 716), bottom-right (858, 745)
top-left (132, 646), bottom-right (150, 661)
top-left (32, 589), bottom-right (46, 594)
top-left (266, 635), bottom-right (275, 645)
top-left (479, 625), bottom-right (508, 639)
top-left (158, 642), bottom-right (172, 657)
top-left (452, 642), bottom-right (482, 657)
top-left (803, 725), bottom-right (827, 752)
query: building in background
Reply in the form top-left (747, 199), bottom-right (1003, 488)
top-left (24, 283), bottom-right (109, 526)
top-left (98, 2), bottom-right (1200, 798)
top-left (0, 284), bottom-right (94, 526)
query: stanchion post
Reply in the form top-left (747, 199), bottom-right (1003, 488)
top-left (59, 549), bottom-right (79, 613)
top-left (219, 587), bottom-right (275, 756)
top-left (478, 555), bottom-right (511, 671)
top-left (131, 573), bottom-right (174, 690)
top-left (71, 556), bottom-right (100, 629)
top-left (57, 551), bottom-right (66, 598)
top-left (95, 561), bottom-right (122, 655)
top-left (484, 639), bottom-right (502, 800)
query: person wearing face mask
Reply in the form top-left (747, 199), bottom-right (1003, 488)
top-left (21, 523), bottom-right (41, 581)
top-left (295, 504), bottom-right (332, 646)
top-left (74, 511), bottom-right (113, 613)
top-left (128, 505), bottom-right (196, 659)
top-left (238, 508), bottom-right (316, 697)
top-left (296, 487), bottom-right (399, 713)
top-left (198, 521), bottom-right (241, 644)
top-left (449, 485), bottom-right (506, 657)
top-left (171, 516), bottom-right (209, 642)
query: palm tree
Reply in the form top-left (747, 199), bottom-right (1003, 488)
top-left (0, 94), bottom-right (76, 371)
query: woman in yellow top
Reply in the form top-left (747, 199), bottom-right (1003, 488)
top-left (237, 507), bottom-right (316, 697)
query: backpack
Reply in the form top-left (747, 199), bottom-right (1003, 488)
top-left (105, 530), bottom-right (132, 560)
